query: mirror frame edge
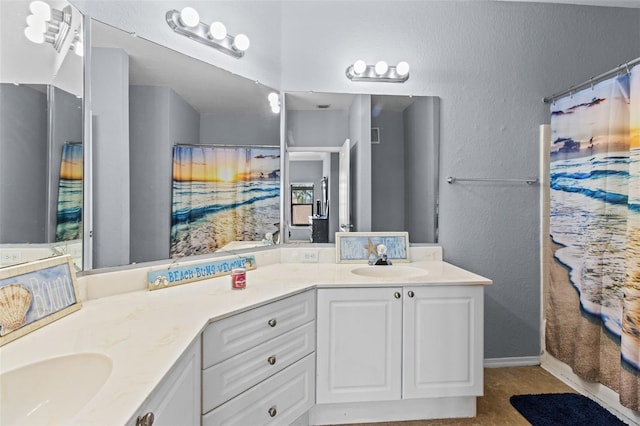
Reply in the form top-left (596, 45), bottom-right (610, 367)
top-left (82, 14), bottom-right (93, 272)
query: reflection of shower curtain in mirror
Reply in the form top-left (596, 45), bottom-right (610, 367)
top-left (546, 64), bottom-right (640, 410)
top-left (170, 145), bottom-right (280, 258)
top-left (55, 143), bottom-right (83, 242)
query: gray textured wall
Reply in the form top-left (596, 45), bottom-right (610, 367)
top-left (92, 47), bottom-right (130, 268)
top-left (279, 1), bottom-right (640, 359)
top-left (200, 111), bottom-right (279, 146)
top-left (0, 84), bottom-right (47, 243)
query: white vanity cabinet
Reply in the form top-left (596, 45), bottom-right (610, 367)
top-left (128, 336), bottom-right (201, 426)
top-left (314, 285), bottom-right (484, 424)
top-left (201, 290), bottom-right (316, 425)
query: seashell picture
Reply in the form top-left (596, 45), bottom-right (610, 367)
top-left (0, 284), bottom-right (32, 335)
top-left (0, 255), bottom-right (81, 346)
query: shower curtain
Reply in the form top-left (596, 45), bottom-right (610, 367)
top-left (546, 64), bottom-right (640, 410)
top-left (55, 143), bottom-right (83, 242)
top-left (170, 145), bottom-right (280, 258)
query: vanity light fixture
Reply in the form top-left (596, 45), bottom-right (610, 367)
top-left (268, 92), bottom-right (280, 114)
top-left (24, 1), bottom-right (74, 54)
top-left (166, 7), bottom-right (250, 59)
top-left (346, 60), bottom-right (410, 83)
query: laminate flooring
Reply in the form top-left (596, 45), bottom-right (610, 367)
top-left (344, 365), bottom-right (578, 426)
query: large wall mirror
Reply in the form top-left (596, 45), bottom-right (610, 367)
top-left (89, 20), bottom-right (280, 270)
top-left (0, 0), bottom-right (84, 270)
top-left (284, 92), bottom-right (440, 244)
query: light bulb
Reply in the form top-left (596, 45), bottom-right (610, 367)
top-left (26, 15), bottom-right (46, 33)
top-left (271, 105), bottom-right (281, 114)
top-left (24, 26), bottom-right (45, 43)
top-left (74, 40), bottom-right (84, 56)
top-left (396, 61), bottom-right (410, 76)
top-left (233, 33), bottom-right (250, 52)
top-left (353, 60), bottom-right (367, 75)
top-left (374, 61), bottom-right (388, 76)
top-left (29, 1), bottom-right (51, 21)
top-left (268, 92), bottom-right (279, 105)
top-left (208, 21), bottom-right (226, 40)
top-left (179, 7), bottom-right (200, 28)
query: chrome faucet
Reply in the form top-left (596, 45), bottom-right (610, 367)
top-left (369, 244), bottom-right (392, 266)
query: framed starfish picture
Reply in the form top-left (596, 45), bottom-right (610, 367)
top-left (335, 232), bottom-right (410, 264)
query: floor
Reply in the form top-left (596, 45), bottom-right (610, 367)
top-left (346, 365), bottom-right (578, 426)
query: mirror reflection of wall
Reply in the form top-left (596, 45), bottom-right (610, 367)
top-left (90, 20), bottom-right (280, 269)
top-left (0, 0), bottom-right (83, 269)
top-left (285, 93), bottom-right (440, 244)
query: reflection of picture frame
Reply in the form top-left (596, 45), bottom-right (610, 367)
top-left (335, 231), bottom-right (410, 263)
top-left (0, 255), bottom-right (81, 346)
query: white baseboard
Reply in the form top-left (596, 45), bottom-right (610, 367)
top-left (484, 356), bottom-right (540, 368)
top-left (541, 352), bottom-right (640, 425)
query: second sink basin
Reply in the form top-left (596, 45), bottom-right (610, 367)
top-left (0, 353), bottom-right (112, 425)
top-left (351, 265), bottom-right (427, 278)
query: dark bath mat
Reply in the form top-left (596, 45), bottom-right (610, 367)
top-left (509, 393), bottom-right (627, 425)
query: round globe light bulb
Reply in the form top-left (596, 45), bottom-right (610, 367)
top-left (179, 7), bottom-right (200, 28)
top-left (353, 60), bottom-right (367, 75)
top-left (374, 60), bottom-right (389, 76)
top-left (208, 21), bottom-right (227, 41)
top-left (271, 105), bottom-right (281, 114)
top-left (26, 15), bottom-right (47, 33)
top-left (233, 33), bottom-right (250, 52)
top-left (396, 61), bottom-right (410, 76)
top-left (24, 26), bottom-right (45, 43)
top-left (29, 1), bottom-right (51, 21)
top-left (74, 40), bottom-right (84, 57)
top-left (268, 92), bottom-right (279, 104)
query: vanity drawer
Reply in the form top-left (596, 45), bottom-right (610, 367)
top-left (202, 353), bottom-right (316, 426)
top-left (203, 321), bottom-right (316, 413)
top-left (202, 290), bottom-right (315, 368)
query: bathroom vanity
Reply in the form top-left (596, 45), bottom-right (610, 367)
top-left (0, 246), bottom-right (491, 425)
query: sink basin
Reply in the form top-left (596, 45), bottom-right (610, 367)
top-left (351, 265), bottom-right (427, 278)
top-left (0, 353), bottom-right (112, 425)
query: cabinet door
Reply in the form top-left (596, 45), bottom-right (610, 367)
top-left (316, 288), bottom-right (402, 403)
top-left (403, 286), bottom-right (483, 399)
top-left (129, 337), bottom-right (201, 426)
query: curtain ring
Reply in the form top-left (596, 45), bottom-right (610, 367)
top-left (625, 63), bottom-right (631, 75)
top-left (590, 78), bottom-right (594, 91)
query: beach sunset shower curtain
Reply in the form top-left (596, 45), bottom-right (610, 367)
top-left (170, 145), bottom-right (280, 257)
top-left (546, 64), bottom-right (640, 410)
top-left (55, 143), bottom-right (83, 242)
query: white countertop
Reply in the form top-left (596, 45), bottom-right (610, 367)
top-left (0, 247), bottom-right (491, 425)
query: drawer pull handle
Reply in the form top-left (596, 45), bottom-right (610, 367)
top-left (267, 355), bottom-right (276, 365)
top-left (268, 406), bottom-right (277, 417)
top-left (268, 318), bottom-right (277, 327)
top-left (394, 292), bottom-right (401, 299)
top-left (136, 412), bottom-right (154, 426)
top-left (408, 290), bottom-right (415, 298)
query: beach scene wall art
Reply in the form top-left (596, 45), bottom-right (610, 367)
top-left (170, 145), bottom-right (280, 258)
top-left (546, 64), bottom-right (640, 410)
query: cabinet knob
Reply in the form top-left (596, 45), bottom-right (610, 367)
top-left (136, 412), bottom-right (154, 426)
top-left (408, 290), bottom-right (415, 298)
top-left (267, 355), bottom-right (276, 365)
top-left (268, 318), bottom-right (277, 327)
top-left (394, 291), bottom-right (401, 299)
top-left (268, 406), bottom-right (277, 417)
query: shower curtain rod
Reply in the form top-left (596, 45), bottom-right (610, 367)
top-left (543, 56), bottom-right (640, 104)
top-left (174, 143), bottom-right (280, 149)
